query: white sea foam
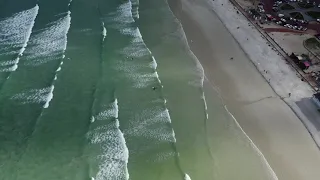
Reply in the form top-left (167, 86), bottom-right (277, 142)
top-left (0, 60), bottom-right (17, 66)
top-left (11, 86), bottom-right (54, 105)
top-left (95, 99), bottom-right (119, 120)
top-left (113, 3), bottom-right (179, 146)
top-left (202, 92), bottom-right (208, 110)
top-left (184, 174), bottom-right (192, 180)
top-left (121, 43), bottom-right (149, 58)
top-left (150, 56), bottom-right (157, 69)
top-left (115, 60), bottom-right (157, 88)
top-left (68, 0), bottom-right (73, 6)
top-left (0, 51), bottom-right (17, 56)
top-left (89, 119), bottom-right (129, 180)
top-left (107, 1), bottom-right (134, 29)
top-left (117, 28), bottom-right (166, 89)
top-left (125, 107), bottom-right (176, 142)
top-left (102, 22), bottom-right (107, 42)
top-left (0, 5), bottom-right (38, 72)
top-left (0, 59), bottom-right (19, 72)
top-left (152, 151), bottom-right (176, 163)
top-left (43, 85), bottom-right (54, 108)
top-left (0, 65), bottom-right (16, 72)
top-left (25, 12), bottom-right (71, 66)
top-left (0, 5), bottom-right (38, 45)
top-left (91, 116), bottom-right (95, 123)
top-left (130, 0), bottom-right (139, 19)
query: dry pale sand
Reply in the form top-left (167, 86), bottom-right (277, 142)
top-left (169, 0), bottom-right (320, 179)
top-left (268, 32), bottom-right (311, 55)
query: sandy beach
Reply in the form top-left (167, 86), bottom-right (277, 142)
top-left (169, 0), bottom-right (320, 179)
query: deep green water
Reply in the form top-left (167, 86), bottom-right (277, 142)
top-left (0, 0), bottom-right (276, 179)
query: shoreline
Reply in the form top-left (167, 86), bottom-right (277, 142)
top-left (226, 0), bottom-right (320, 150)
top-left (168, 0), bottom-right (320, 179)
top-left (211, 0), bottom-right (320, 150)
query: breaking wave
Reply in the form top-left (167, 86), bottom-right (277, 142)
top-left (24, 12), bottom-right (71, 66)
top-left (88, 98), bottom-right (129, 180)
top-left (0, 5), bottom-right (39, 72)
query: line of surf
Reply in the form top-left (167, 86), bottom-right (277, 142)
top-left (123, 0), bottom-right (178, 144)
top-left (89, 8), bottom-right (106, 125)
top-left (119, 0), bottom-right (177, 142)
top-left (89, 98), bottom-right (130, 180)
top-left (43, 11), bottom-right (71, 109)
top-left (102, 22), bottom-right (107, 42)
top-left (9, 1), bottom-right (74, 175)
top-left (125, 0), bottom-right (189, 177)
top-left (8, 7), bottom-right (72, 108)
top-left (88, 5), bottom-right (129, 180)
top-left (15, 2), bottom-right (73, 143)
top-left (0, 5), bottom-right (39, 82)
top-left (131, 0), bottom-right (140, 19)
top-left (108, 0), bottom-right (185, 177)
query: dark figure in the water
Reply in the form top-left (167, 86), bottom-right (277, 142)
top-left (152, 87), bottom-right (156, 90)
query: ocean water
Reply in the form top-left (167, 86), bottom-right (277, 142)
top-left (0, 0), bottom-right (276, 179)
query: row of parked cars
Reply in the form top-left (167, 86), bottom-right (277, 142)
top-left (266, 14), bottom-right (308, 30)
top-left (274, 0), bottom-right (320, 6)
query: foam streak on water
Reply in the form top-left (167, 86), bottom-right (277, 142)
top-left (108, 0), bottom-right (182, 162)
top-left (11, 86), bottom-right (54, 105)
top-left (95, 99), bottom-right (119, 121)
top-left (125, 106), bottom-right (176, 142)
top-left (115, 23), bottom-right (179, 144)
top-left (0, 5), bottom-right (39, 72)
top-left (106, 1), bottom-right (134, 29)
top-left (89, 99), bottom-right (129, 180)
top-left (102, 22), bottom-right (107, 42)
top-left (24, 12), bottom-right (71, 66)
top-left (41, 10), bottom-right (71, 108)
top-left (184, 174), bottom-right (192, 180)
top-left (130, 0), bottom-right (139, 19)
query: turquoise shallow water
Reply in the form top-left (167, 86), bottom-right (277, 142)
top-left (0, 0), bottom-right (276, 179)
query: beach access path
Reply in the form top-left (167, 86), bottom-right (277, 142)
top-left (170, 0), bottom-right (320, 179)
